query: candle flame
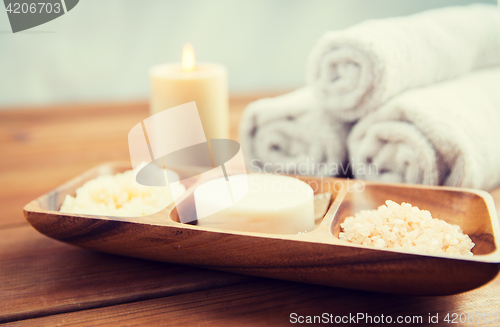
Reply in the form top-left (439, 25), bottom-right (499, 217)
top-left (182, 43), bottom-right (196, 71)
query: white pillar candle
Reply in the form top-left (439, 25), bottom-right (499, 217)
top-left (195, 174), bottom-right (315, 234)
top-left (149, 44), bottom-right (229, 141)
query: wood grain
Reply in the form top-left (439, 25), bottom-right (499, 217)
top-left (0, 102), bottom-right (146, 228)
top-left (6, 278), bottom-right (500, 327)
top-left (0, 225), bottom-right (255, 324)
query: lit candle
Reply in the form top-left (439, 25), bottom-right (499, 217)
top-left (149, 44), bottom-right (229, 141)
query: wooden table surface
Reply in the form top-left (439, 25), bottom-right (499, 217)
top-left (1, 96), bottom-right (500, 326)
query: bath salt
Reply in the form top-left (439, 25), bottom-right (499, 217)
top-left (339, 200), bottom-right (475, 256)
top-left (60, 169), bottom-right (186, 217)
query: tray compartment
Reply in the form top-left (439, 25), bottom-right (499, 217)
top-left (171, 174), bottom-right (343, 233)
top-left (331, 183), bottom-right (497, 255)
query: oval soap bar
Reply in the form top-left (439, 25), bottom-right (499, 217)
top-left (194, 174), bottom-right (315, 234)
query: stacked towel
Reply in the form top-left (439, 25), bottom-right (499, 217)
top-left (239, 4), bottom-right (500, 189)
top-left (348, 68), bottom-right (500, 189)
top-left (239, 88), bottom-right (350, 176)
top-left (307, 4), bottom-right (500, 121)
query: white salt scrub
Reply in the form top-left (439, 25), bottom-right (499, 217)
top-left (339, 200), bottom-right (475, 256)
top-left (60, 170), bottom-right (186, 217)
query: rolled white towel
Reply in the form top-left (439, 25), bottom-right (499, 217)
top-left (239, 87), bottom-right (350, 176)
top-left (307, 4), bottom-right (500, 122)
top-left (348, 67), bottom-right (500, 190)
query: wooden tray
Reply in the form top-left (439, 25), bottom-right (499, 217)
top-left (23, 162), bottom-right (500, 296)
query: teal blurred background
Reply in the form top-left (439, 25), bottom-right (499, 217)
top-left (0, 0), bottom-right (496, 108)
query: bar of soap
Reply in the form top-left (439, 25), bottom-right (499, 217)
top-left (194, 174), bottom-right (315, 234)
